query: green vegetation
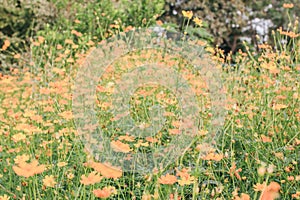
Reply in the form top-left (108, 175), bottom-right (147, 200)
top-left (0, 1), bottom-right (299, 199)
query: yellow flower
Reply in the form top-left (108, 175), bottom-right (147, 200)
top-left (43, 175), bottom-right (57, 188)
top-left (272, 104), bottom-right (288, 110)
top-left (257, 166), bottom-right (266, 176)
top-left (198, 129), bottom-right (208, 136)
top-left (57, 162), bottom-right (68, 167)
top-left (0, 194), bottom-right (10, 200)
top-left (67, 173), bottom-right (74, 180)
top-left (142, 193), bottom-right (152, 200)
top-left (182, 10), bottom-right (193, 19)
top-left (178, 175), bottom-right (195, 186)
top-left (12, 133), bottom-right (26, 142)
top-left (193, 17), bottom-right (203, 27)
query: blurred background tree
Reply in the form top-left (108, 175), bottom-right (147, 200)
top-left (0, 0), bottom-right (57, 71)
top-left (159, 0), bottom-right (299, 54)
top-left (0, 0), bottom-right (164, 72)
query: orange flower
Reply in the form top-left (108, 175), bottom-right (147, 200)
top-left (198, 129), bottom-right (208, 136)
top-left (13, 54), bottom-right (21, 59)
top-left (87, 40), bottom-right (95, 46)
top-left (295, 138), bottom-right (300, 146)
top-left (283, 3), bottom-right (294, 8)
top-left (201, 152), bottom-right (224, 161)
top-left (57, 162), bottom-right (68, 167)
top-left (71, 29), bottom-right (83, 37)
top-left (163, 111), bottom-right (175, 117)
top-left (274, 152), bottom-right (284, 160)
top-left (14, 154), bottom-right (30, 165)
top-left (12, 160), bottom-right (45, 178)
top-left (58, 111), bottom-right (73, 120)
top-left (234, 193), bottom-right (250, 200)
top-left (110, 140), bottom-right (132, 153)
top-left (1, 40), bottom-right (10, 50)
top-left (90, 162), bottom-right (122, 179)
top-left (292, 191), bottom-right (300, 199)
top-left (254, 182), bottom-right (267, 192)
top-left (272, 104), bottom-right (288, 110)
top-left (230, 162), bottom-right (242, 180)
top-left (93, 186), bottom-right (117, 199)
top-left (261, 135), bottom-right (272, 143)
top-left (43, 175), bottom-right (57, 188)
top-left (240, 193), bottom-right (250, 200)
top-left (56, 44), bottom-right (63, 50)
top-left (158, 173), bottom-right (177, 185)
top-left (176, 168), bottom-right (195, 185)
top-left (177, 175), bottom-right (195, 186)
top-left (145, 137), bottom-right (158, 143)
top-left (260, 182), bottom-right (281, 200)
top-left (134, 140), bottom-right (149, 148)
top-left (169, 193), bottom-right (181, 200)
top-left (118, 135), bottom-right (135, 142)
top-left (80, 171), bottom-right (103, 185)
top-left (171, 121), bottom-right (181, 128)
top-left (176, 168), bottom-right (190, 178)
top-left (169, 129), bottom-right (181, 135)
top-left (156, 20), bottom-right (163, 26)
top-left (261, 62), bottom-right (276, 71)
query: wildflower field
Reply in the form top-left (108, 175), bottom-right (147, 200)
top-left (0, 1), bottom-right (299, 200)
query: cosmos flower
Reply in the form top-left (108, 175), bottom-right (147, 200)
top-left (89, 161), bottom-right (122, 179)
top-left (93, 186), bottom-right (117, 199)
top-left (80, 171), bottom-right (103, 185)
top-left (158, 173), bottom-right (177, 185)
top-left (12, 160), bottom-right (45, 178)
top-left (260, 182), bottom-right (281, 200)
top-left (110, 140), bottom-right (132, 153)
top-left (43, 175), bottom-right (57, 188)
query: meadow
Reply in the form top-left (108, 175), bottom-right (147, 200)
top-left (0, 2), bottom-right (299, 200)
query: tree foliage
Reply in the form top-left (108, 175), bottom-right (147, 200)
top-left (160, 0), bottom-right (300, 54)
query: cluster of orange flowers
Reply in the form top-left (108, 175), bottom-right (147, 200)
top-left (12, 159), bottom-right (45, 178)
top-left (93, 186), bottom-right (117, 199)
top-left (158, 168), bottom-right (196, 186)
top-left (254, 182), bottom-right (281, 200)
top-left (277, 27), bottom-right (299, 38)
top-left (0, 5), bottom-right (299, 198)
